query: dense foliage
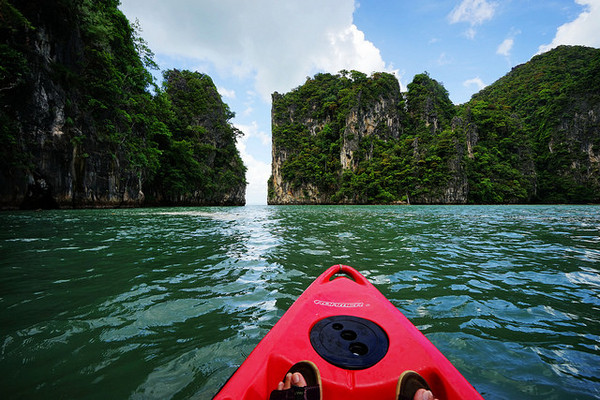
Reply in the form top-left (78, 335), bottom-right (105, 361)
top-left (0, 0), bottom-right (246, 207)
top-left (469, 46), bottom-right (600, 203)
top-left (271, 71), bottom-right (410, 203)
top-left (1, 0), bottom-right (158, 173)
top-left (270, 46), bottom-right (600, 204)
top-left (271, 71), bottom-right (469, 203)
top-left (147, 70), bottom-right (246, 204)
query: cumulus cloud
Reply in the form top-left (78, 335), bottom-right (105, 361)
top-left (538, 0), bottom-right (600, 53)
top-left (496, 29), bottom-right (520, 62)
top-left (119, 0), bottom-right (393, 100)
top-left (463, 77), bottom-right (486, 91)
top-left (448, 0), bottom-right (497, 38)
top-left (448, 0), bottom-right (497, 25)
top-left (496, 38), bottom-right (514, 56)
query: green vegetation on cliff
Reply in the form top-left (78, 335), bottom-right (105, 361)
top-left (271, 71), bottom-right (407, 203)
top-left (147, 70), bottom-right (246, 204)
top-left (468, 46), bottom-right (600, 203)
top-left (0, 0), bottom-right (246, 208)
top-left (270, 46), bottom-right (600, 204)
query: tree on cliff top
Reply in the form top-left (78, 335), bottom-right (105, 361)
top-left (406, 72), bottom-right (455, 132)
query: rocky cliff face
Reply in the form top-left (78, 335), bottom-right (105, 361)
top-left (340, 90), bottom-right (402, 171)
top-left (269, 46), bottom-right (600, 204)
top-left (268, 92), bottom-right (325, 204)
top-left (469, 45), bottom-right (600, 202)
top-left (0, 0), bottom-right (246, 209)
top-left (269, 71), bottom-right (471, 205)
top-left (0, 2), bottom-right (141, 209)
top-left (269, 72), bottom-right (408, 204)
top-left (546, 105), bottom-right (600, 190)
top-left (142, 69), bottom-right (247, 207)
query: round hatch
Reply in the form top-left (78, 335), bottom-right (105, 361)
top-left (309, 315), bottom-right (389, 370)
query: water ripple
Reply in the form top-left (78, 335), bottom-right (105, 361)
top-left (1, 205), bottom-right (599, 399)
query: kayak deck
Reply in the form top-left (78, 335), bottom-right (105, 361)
top-left (214, 265), bottom-right (483, 400)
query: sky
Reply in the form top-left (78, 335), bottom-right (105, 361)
top-left (118, 0), bottom-right (600, 205)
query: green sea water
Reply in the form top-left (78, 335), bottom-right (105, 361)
top-left (1, 205), bottom-right (599, 399)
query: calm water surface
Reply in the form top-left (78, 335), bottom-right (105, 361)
top-left (1, 205), bottom-right (599, 399)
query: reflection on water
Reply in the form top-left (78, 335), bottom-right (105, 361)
top-left (1, 205), bottom-right (599, 399)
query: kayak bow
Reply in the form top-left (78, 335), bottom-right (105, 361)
top-left (214, 265), bottom-right (484, 400)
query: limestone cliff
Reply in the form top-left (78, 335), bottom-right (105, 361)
top-left (144, 69), bottom-right (247, 206)
top-left (468, 45), bottom-right (600, 203)
top-left (268, 46), bottom-right (600, 204)
top-left (269, 71), bottom-right (471, 204)
top-left (269, 71), bottom-right (407, 204)
top-left (0, 0), bottom-right (246, 209)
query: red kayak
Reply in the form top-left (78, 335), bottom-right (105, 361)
top-left (214, 265), bottom-right (484, 399)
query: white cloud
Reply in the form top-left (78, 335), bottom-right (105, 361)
top-left (119, 0), bottom-right (393, 101)
top-left (496, 38), bottom-right (514, 56)
top-left (217, 87), bottom-right (236, 99)
top-left (320, 24), bottom-right (390, 74)
top-left (448, 0), bottom-right (497, 25)
top-left (496, 29), bottom-right (520, 61)
top-left (463, 77), bottom-right (486, 91)
top-left (538, 0), bottom-right (600, 53)
top-left (448, 0), bottom-right (497, 39)
top-left (238, 121), bottom-right (271, 147)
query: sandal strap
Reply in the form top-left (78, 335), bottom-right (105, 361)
top-left (269, 385), bottom-right (320, 400)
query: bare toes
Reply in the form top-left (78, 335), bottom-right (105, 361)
top-left (291, 372), bottom-right (307, 387)
top-left (282, 372), bottom-right (293, 390)
top-left (414, 388), bottom-right (435, 400)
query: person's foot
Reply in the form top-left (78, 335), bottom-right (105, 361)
top-left (270, 361), bottom-right (321, 400)
top-left (275, 371), bottom-right (307, 391)
top-left (273, 371), bottom-right (437, 400)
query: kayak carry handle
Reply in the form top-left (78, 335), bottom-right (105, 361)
top-left (317, 265), bottom-right (370, 286)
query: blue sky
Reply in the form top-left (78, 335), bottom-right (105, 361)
top-left (119, 0), bottom-right (600, 204)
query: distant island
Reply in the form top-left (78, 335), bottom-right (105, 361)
top-left (269, 46), bottom-right (600, 205)
top-left (0, 0), bottom-right (246, 209)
